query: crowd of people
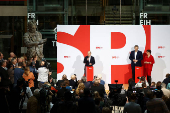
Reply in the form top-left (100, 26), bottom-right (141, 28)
top-left (127, 74), bottom-right (170, 113)
top-left (1, 52), bottom-right (170, 113)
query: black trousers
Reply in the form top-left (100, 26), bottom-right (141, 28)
top-left (147, 76), bottom-right (151, 86)
top-left (132, 66), bottom-right (135, 81)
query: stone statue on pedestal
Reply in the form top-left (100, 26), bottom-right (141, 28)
top-left (23, 20), bottom-right (47, 61)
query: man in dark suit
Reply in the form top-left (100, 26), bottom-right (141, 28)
top-left (0, 61), bottom-right (11, 87)
top-left (129, 45), bottom-right (143, 81)
top-left (90, 79), bottom-right (105, 98)
top-left (83, 51), bottom-right (95, 76)
top-left (81, 76), bottom-right (91, 88)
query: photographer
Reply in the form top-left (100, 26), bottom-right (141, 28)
top-left (135, 76), bottom-right (149, 88)
top-left (37, 61), bottom-right (50, 88)
top-left (10, 78), bottom-right (33, 113)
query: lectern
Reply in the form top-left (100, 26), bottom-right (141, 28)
top-left (135, 66), bottom-right (143, 83)
top-left (86, 66), bottom-right (94, 81)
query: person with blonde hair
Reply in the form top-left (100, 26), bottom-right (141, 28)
top-left (97, 74), bottom-right (105, 85)
top-left (75, 83), bottom-right (85, 96)
top-left (22, 66), bottom-right (35, 89)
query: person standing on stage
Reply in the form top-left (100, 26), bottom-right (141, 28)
top-left (129, 45), bottom-right (143, 81)
top-left (144, 50), bottom-right (155, 86)
top-left (83, 51), bottom-right (95, 76)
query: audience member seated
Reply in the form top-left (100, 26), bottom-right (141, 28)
top-left (135, 76), bottom-right (149, 88)
top-left (128, 78), bottom-right (136, 91)
top-left (27, 89), bottom-right (41, 113)
top-left (64, 79), bottom-right (72, 91)
top-left (14, 62), bottom-right (24, 87)
top-left (75, 83), bottom-right (85, 96)
top-left (51, 91), bottom-right (77, 113)
top-left (90, 79), bottom-right (105, 98)
top-left (81, 76), bottom-right (91, 88)
top-left (156, 81), bottom-right (162, 90)
top-left (22, 67), bottom-right (35, 91)
top-left (78, 88), bottom-right (96, 113)
top-left (57, 82), bottom-right (69, 99)
top-left (163, 73), bottom-right (170, 87)
top-left (0, 60), bottom-right (11, 87)
top-left (161, 83), bottom-right (170, 98)
top-left (97, 74), bottom-right (105, 85)
top-left (142, 83), bottom-right (149, 95)
top-left (95, 98), bottom-right (102, 113)
top-left (102, 107), bottom-right (112, 113)
top-left (37, 61), bottom-right (49, 88)
top-left (151, 82), bottom-right (156, 88)
top-left (146, 90), bottom-right (170, 113)
top-left (62, 74), bottom-right (67, 80)
top-left (7, 63), bottom-right (14, 85)
top-left (94, 91), bottom-right (104, 108)
top-left (69, 75), bottom-right (77, 89)
top-left (123, 93), bottom-right (141, 113)
top-left (57, 74), bottom-right (67, 87)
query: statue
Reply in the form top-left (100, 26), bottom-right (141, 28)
top-left (23, 20), bottom-right (47, 61)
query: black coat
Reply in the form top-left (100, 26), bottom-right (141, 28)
top-left (83, 82), bottom-right (91, 88)
top-left (69, 80), bottom-right (77, 89)
top-left (90, 84), bottom-right (105, 98)
top-left (83, 56), bottom-right (95, 67)
top-left (0, 67), bottom-right (11, 87)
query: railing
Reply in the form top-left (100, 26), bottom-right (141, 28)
top-left (145, 0), bottom-right (170, 6)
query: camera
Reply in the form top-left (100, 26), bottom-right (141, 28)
top-left (133, 91), bottom-right (136, 93)
top-left (137, 77), bottom-right (141, 79)
top-left (42, 58), bottom-right (51, 69)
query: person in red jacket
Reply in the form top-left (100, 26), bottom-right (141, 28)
top-left (144, 50), bottom-right (155, 86)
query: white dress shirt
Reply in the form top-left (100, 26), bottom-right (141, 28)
top-left (89, 56), bottom-right (91, 62)
top-left (134, 51), bottom-right (137, 64)
top-left (135, 51), bottom-right (137, 60)
top-left (37, 67), bottom-right (49, 82)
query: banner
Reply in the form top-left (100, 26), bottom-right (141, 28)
top-left (57, 25), bottom-right (170, 84)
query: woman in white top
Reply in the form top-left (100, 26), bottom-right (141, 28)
top-left (135, 76), bottom-right (149, 88)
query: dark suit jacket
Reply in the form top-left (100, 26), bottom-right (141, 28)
top-left (0, 67), bottom-right (11, 87)
top-left (29, 66), bottom-right (37, 76)
top-left (35, 61), bottom-right (40, 70)
top-left (57, 80), bottom-right (64, 87)
top-left (69, 80), bottom-right (77, 89)
top-left (83, 82), bottom-right (91, 88)
top-left (90, 84), bottom-right (105, 98)
top-left (129, 50), bottom-right (143, 67)
top-left (83, 56), bottom-right (95, 67)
